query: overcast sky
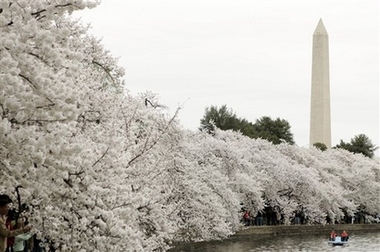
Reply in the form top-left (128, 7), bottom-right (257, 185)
top-left (76, 0), bottom-right (379, 153)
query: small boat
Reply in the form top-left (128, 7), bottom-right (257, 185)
top-left (328, 236), bottom-right (348, 246)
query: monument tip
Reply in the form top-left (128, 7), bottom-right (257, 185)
top-left (314, 18), bottom-right (328, 36)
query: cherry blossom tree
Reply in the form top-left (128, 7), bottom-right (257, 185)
top-left (1, 1), bottom-right (379, 251)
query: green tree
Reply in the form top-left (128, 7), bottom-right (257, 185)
top-left (313, 142), bottom-right (328, 151)
top-left (199, 105), bottom-right (241, 134)
top-left (335, 134), bottom-right (378, 158)
top-left (236, 118), bottom-right (256, 138)
top-left (252, 116), bottom-right (295, 145)
top-left (199, 106), bottom-right (294, 145)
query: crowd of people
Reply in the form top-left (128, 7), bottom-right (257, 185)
top-left (241, 206), bottom-right (377, 227)
top-left (241, 208), bottom-right (299, 226)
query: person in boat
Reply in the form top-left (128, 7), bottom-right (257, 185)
top-left (341, 230), bottom-right (349, 241)
top-left (329, 230), bottom-right (337, 241)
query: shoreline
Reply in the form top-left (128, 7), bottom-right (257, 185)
top-left (234, 223), bottom-right (380, 237)
top-left (169, 224), bottom-right (380, 251)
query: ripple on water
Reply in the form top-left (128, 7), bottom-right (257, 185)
top-left (170, 231), bottom-right (380, 252)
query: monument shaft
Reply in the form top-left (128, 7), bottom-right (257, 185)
top-left (310, 19), bottom-right (331, 148)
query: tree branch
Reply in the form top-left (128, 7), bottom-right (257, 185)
top-left (19, 74), bottom-right (37, 89)
top-left (92, 148), bottom-right (109, 167)
top-left (92, 61), bottom-right (116, 86)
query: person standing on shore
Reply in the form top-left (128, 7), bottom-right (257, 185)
top-left (0, 195), bottom-right (32, 252)
top-left (243, 210), bottom-right (251, 226)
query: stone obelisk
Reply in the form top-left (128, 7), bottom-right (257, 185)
top-left (310, 19), bottom-right (331, 148)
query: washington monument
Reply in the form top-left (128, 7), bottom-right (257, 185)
top-left (310, 19), bottom-right (331, 148)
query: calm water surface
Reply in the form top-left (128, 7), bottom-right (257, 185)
top-left (170, 231), bottom-right (380, 252)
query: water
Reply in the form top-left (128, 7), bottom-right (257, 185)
top-left (170, 231), bottom-right (380, 252)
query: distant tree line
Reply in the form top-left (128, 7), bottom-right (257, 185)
top-left (201, 105), bottom-right (377, 158)
top-left (199, 104), bottom-right (295, 145)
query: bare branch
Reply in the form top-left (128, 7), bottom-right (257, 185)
top-left (92, 61), bottom-right (116, 86)
top-left (19, 74), bottom-right (37, 89)
top-left (126, 108), bottom-right (180, 168)
top-left (92, 148), bottom-right (109, 167)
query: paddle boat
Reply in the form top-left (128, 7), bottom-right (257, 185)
top-left (328, 236), bottom-right (349, 246)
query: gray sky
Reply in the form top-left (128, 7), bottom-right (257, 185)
top-left (76, 0), bottom-right (379, 153)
